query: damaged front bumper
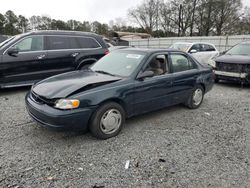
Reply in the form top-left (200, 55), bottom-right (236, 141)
top-left (214, 70), bottom-right (250, 82)
top-left (25, 92), bottom-right (95, 131)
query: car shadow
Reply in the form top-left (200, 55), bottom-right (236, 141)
top-left (29, 104), bottom-right (185, 143)
top-left (216, 80), bottom-right (250, 89)
top-left (0, 86), bottom-right (31, 96)
top-left (125, 104), bottom-right (184, 127)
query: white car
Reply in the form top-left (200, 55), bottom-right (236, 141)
top-left (170, 42), bottom-right (219, 66)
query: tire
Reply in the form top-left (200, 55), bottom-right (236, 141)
top-left (80, 64), bottom-right (91, 70)
top-left (214, 76), bottom-right (219, 83)
top-left (185, 85), bottom-right (204, 109)
top-left (89, 102), bottom-right (125, 139)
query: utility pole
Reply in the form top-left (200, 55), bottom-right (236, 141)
top-left (190, 0), bottom-right (197, 36)
top-left (178, 4), bottom-right (182, 37)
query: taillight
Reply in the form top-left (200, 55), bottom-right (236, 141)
top-left (105, 50), bottom-right (109, 55)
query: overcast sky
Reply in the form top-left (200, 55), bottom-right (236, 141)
top-left (0, 0), bottom-right (143, 24)
top-left (0, 0), bottom-right (249, 24)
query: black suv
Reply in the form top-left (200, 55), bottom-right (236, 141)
top-left (0, 30), bottom-right (109, 88)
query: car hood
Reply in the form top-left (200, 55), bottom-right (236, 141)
top-left (32, 71), bottom-right (122, 99)
top-left (215, 54), bottom-right (250, 64)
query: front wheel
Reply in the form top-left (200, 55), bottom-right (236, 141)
top-left (89, 102), bottom-right (125, 139)
top-left (185, 85), bottom-right (204, 109)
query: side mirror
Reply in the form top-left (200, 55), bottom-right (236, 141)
top-left (7, 47), bottom-right (19, 56)
top-left (137, 71), bottom-right (154, 80)
top-left (190, 49), bottom-right (197, 54)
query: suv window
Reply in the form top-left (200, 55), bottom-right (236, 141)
top-left (190, 44), bottom-right (200, 52)
top-left (206, 44), bottom-right (216, 51)
top-left (47, 36), bottom-right (69, 50)
top-left (200, 44), bottom-right (216, 52)
top-left (15, 36), bottom-right (44, 52)
top-left (69, 37), bottom-right (101, 49)
top-left (170, 54), bottom-right (196, 73)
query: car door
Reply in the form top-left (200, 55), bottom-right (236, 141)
top-left (195, 44), bottom-right (218, 64)
top-left (189, 44), bottom-right (202, 61)
top-left (1, 35), bottom-right (47, 85)
top-left (169, 52), bottom-right (200, 105)
top-left (44, 35), bottom-right (76, 77)
top-left (132, 53), bottom-right (173, 115)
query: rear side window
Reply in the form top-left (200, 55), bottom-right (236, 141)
top-left (170, 54), bottom-right (197, 73)
top-left (47, 36), bottom-right (69, 50)
top-left (206, 44), bottom-right (216, 51)
top-left (15, 36), bottom-right (44, 52)
top-left (189, 44), bottom-right (200, 52)
top-left (69, 37), bottom-right (101, 49)
top-left (200, 44), bottom-right (216, 51)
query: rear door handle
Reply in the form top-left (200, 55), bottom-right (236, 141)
top-left (71, 52), bottom-right (79, 57)
top-left (37, 54), bottom-right (46, 59)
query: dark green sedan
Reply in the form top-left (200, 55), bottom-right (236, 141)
top-left (26, 48), bottom-right (214, 139)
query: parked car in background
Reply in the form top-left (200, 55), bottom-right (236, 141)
top-left (108, 45), bottom-right (129, 52)
top-left (170, 42), bottom-right (219, 65)
top-left (0, 30), bottom-right (109, 88)
top-left (26, 48), bottom-right (214, 139)
top-left (212, 41), bottom-right (250, 83)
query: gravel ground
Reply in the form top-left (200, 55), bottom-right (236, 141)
top-left (0, 82), bottom-right (250, 188)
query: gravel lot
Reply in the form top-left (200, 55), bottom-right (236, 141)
top-left (0, 83), bottom-right (250, 188)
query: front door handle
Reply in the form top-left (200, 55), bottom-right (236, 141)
top-left (37, 54), bottom-right (46, 59)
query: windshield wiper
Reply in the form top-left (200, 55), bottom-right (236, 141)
top-left (95, 70), bottom-right (116, 77)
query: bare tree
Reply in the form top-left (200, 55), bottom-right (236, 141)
top-left (128, 0), bottom-right (159, 34)
top-left (213, 0), bottom-right (242, 35)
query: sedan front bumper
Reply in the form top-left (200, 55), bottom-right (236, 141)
top-left (25, 93), bottom-right (95, 131)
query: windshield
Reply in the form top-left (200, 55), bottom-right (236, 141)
top-left (226, 44), bottom-right (250, 56)
top-left (170, 43), bottom-right (192, 52)
top-left (91, 51), bottom-right (145, 77)
top-left (0, 36), bottom-right (16, 49)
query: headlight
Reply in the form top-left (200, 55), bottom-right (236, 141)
top-left (54, 99), bottom-right (80, 110)
top-left (208, 59), bottom-right (216, 68)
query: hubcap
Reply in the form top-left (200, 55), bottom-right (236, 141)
top-left (193, 88), bottom-right (203, 106)
top-left (100, 109), bottom-right (122, 134)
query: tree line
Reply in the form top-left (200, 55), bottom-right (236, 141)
top-left (0, 0), bottom-right (250, 38)
top-left (129, 0), bottom-right (250, 37)
top-left (0, 10), bottom-right (144, 37)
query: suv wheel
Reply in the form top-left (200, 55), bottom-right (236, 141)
top-left (80, 64), bottom-right (91, 70)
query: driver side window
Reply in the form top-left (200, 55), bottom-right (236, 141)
top-left (14, 36), bottom-right (44, 52)
top-left (144, 54), bottom-right (169, 77)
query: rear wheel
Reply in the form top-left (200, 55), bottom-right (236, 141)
top-left (185, 85), bottom-right (204, 109)
top-left (80, 64), bottom-right (91, 70)
top-left (89, 102), bottom-right (125, 139)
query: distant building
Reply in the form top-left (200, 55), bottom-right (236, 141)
top-left (108, 31), bottom-right (151, 46)
top-left (114, 31), bottom-right (151, 41)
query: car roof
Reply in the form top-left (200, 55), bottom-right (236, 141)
top-left (174, 42), bottom-right (215, 46)
top-left (20, 30), bottom-right (100, 38)
top-left (117, 47), bottom-right (183, 54)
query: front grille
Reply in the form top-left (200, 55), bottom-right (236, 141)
top-left (216, 62), bottom-right (249, 73)
top-left (243, 64), bottom-right (250, 73)
top-left (31, 91), bottom-right (55, 106)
